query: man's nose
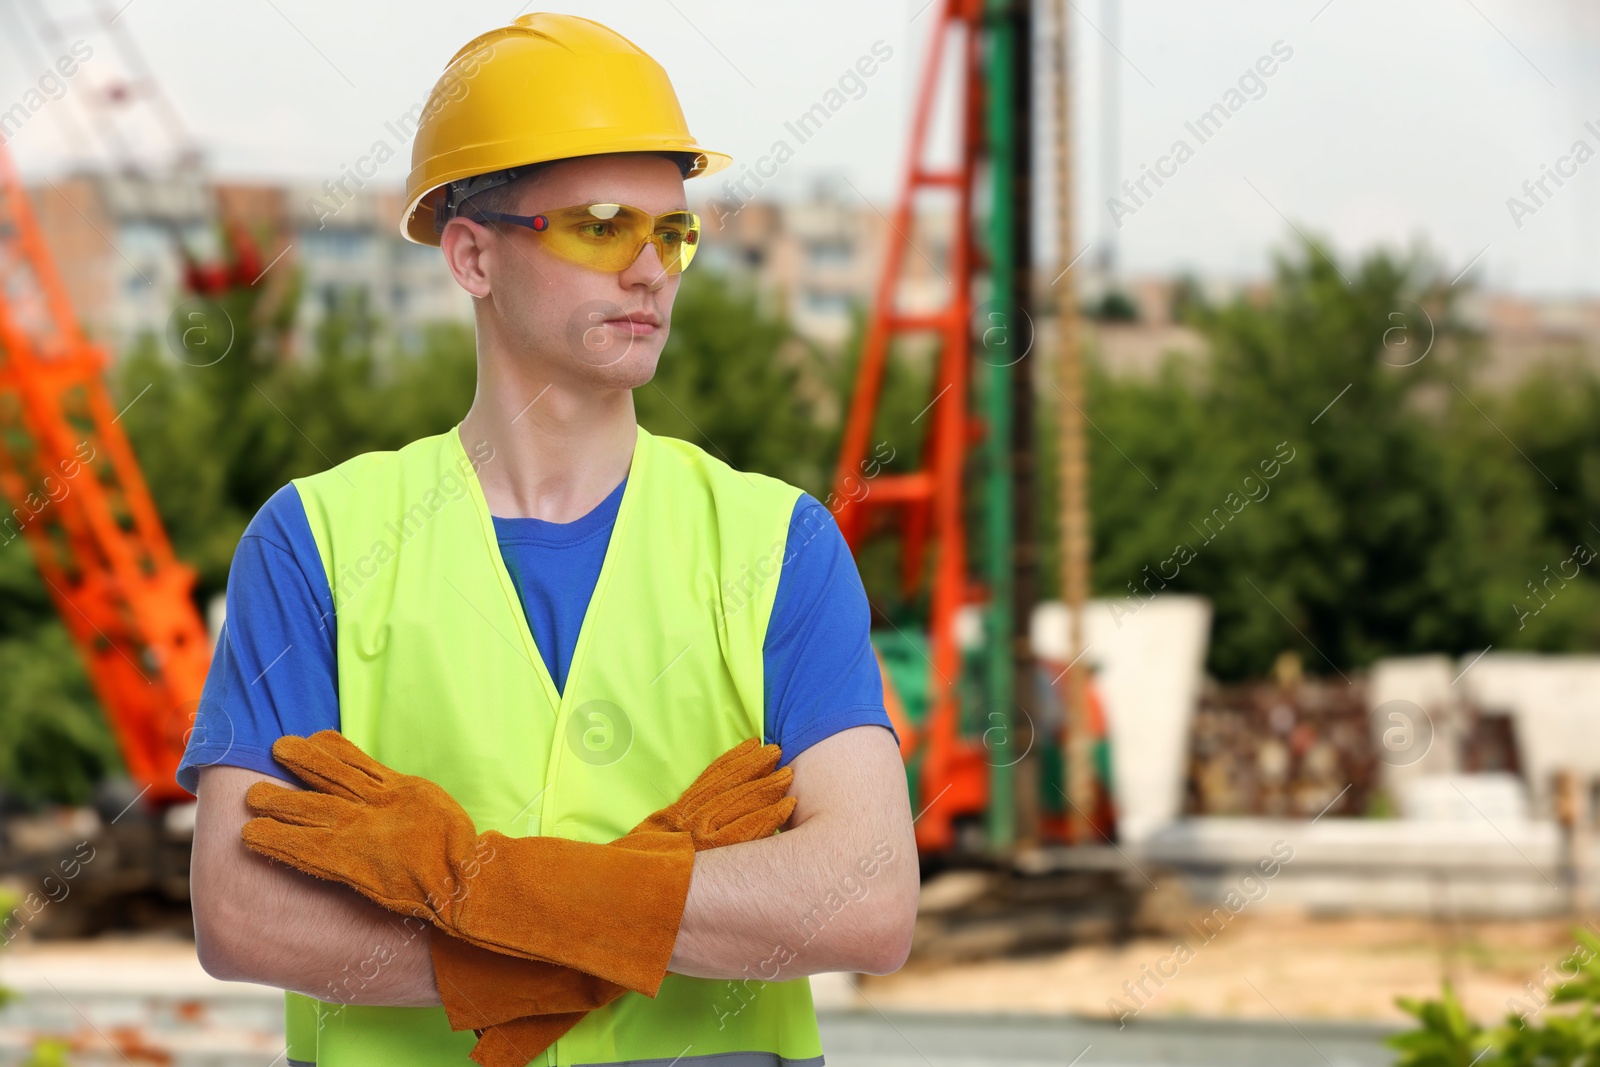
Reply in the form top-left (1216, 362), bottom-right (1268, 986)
top-left (622, 239), bottom-right (668, 291)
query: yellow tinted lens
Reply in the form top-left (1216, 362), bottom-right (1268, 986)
top-left (541, 204), bottom-right (646, 270)
top-left (541, 204), bottom-right (700, 273)
top-left (652, 212), bottom-right (700, 274)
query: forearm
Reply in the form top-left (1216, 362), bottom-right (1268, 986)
top-left (666, 728), bottom-right (919, 981)
top-left (668, 820), bottom-right (912, 981)
top-left (192, 765), bottom-right (442, 1007)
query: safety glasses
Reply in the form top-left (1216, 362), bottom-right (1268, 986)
top-left (459, 202), bottom-right (702, 275)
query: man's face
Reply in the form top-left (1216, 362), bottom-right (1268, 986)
top-left (447, 152), bottom-right (688, 391)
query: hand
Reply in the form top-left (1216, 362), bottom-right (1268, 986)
top-left (632, 736), bottom-right (797, 846)
top-left (242, 731), bottom-right (486, 921)
top-left (450, 737), bottom-right (798, 1067)
top-left (433, 737), bottom-right (798, 1025)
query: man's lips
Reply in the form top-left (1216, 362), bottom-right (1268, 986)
top-left (604, 314), bottom-right (660, 335)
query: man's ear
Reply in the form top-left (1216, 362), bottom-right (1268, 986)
top-left (440, 217), bottom-right (493, 299)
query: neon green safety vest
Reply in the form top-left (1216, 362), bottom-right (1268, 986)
top-left (280, 421), bottom-right (824, 1067)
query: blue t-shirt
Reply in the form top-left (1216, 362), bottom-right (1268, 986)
top-left (175, 471), bottom-right (896, 795)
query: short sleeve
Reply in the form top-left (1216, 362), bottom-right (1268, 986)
top-left (174, 483), bottom-right (340, 795)
top-left (763, 493), bottom-right (897, 767)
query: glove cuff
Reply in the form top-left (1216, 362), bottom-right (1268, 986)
top-left (450, 831), bottom-right (697, 997)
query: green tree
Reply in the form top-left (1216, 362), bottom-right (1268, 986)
top-left (1071, 235), bottom-right (1600, 678)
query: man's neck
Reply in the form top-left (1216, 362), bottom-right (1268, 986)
top-left (457, 376), bottom-right (637, 523)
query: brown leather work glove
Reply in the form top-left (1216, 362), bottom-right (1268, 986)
top-left (431, 736), bottom-right (793, 1020)
top-left (241, 733), bottom-right (795, 1025)
top-left (427, 737), bottom-right (796, 1066)
top-left (242, 729), bottom-right (690, 993)
top-left (465, 1011), bottom-right (586, 1067)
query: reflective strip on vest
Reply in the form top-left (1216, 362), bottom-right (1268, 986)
top-left (282, 423), bottom-right (823, 1067)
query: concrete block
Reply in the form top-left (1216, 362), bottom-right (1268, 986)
top-left (1032, 595), bottom-right (1212, 843)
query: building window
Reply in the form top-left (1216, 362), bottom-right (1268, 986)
top-left (803, 290), bottom-right (853, 318)
top-left (807, 240), bottom-right (853, 269)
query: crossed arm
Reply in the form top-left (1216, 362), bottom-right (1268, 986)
top-left (191, 725), bottom-right (918, 1005)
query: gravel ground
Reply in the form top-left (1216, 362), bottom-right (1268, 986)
top-left (861, 912), bottom-right (1594, 1026)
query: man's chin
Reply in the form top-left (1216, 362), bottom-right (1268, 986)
top-left (587, 348), bottom-right (663, 391)
top-left (619, 361), bottom-right (663, 390)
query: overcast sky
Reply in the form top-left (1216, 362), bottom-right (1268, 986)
top-left (3, 0), bottom-right (1596, 296)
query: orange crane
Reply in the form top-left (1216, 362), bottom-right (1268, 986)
top-left (0, 137), bottom-right (210, 806)
top-left (0, 0), bottom-right (264, 810)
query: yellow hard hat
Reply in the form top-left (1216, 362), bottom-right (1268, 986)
top-left (400, 12), bottom-right (733, 246)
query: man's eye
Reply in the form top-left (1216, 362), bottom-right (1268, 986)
top-left (579, 222), bottom-right (616, 239)
top-left (657, 230), bottom-right (684, 245)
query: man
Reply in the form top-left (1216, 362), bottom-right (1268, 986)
top-left (179, 11), bottom-right (918, 1067)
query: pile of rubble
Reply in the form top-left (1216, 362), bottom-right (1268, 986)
top-left (1183, 670), bottom-right (1378, 819)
